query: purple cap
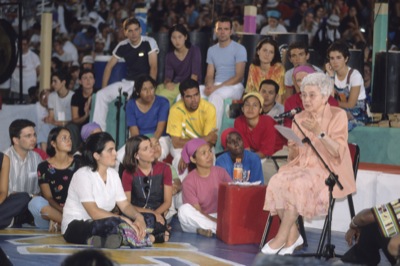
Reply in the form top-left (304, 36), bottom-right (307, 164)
top-left (181, 138), bottom-right (208, 164)
top-left (81, 122), bottom-right (101, 142)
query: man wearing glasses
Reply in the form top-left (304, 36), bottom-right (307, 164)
top-left (4, 119), bottom-right (43, 226)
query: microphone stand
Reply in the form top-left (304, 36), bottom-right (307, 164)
top-left (123, 92), bottom-right (129, 142)
top-left (115, 87), bottom-right (122, 149)
top-left (292, 118), bottom-right (343, 260)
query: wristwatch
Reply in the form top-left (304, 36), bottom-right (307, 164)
top-left (318, 132), bottom-right (326, 139)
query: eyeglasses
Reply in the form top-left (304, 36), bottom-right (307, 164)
top-left (300, 93), bottom-right (321, 100)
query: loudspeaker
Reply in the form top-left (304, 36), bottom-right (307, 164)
top-left (371, 51), bottom-right (400, 114)
top-left (348, 49), bottom-right (363, 76)
top-left (0, 19), bottom-right (18, 84)
top-left (189, 32), bottom-right (212, 84)
top-left (149, 32), bottom-right (170, 84)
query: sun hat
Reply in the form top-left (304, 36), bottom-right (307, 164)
top-left (327, 14), bottom-right (340, 27)
top-left (242, 91), bottom-right (264, 107)
top-left (81, 122), bottom-right (101, 142)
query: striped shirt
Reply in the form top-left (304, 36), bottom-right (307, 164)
top-left (4, 146), bottom-right (42, 195)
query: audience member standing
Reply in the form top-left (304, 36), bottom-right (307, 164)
top-left (10, 36), bottom-right (40, 102)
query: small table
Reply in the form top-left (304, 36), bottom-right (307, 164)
top-left (216, 183), bottom-right (279, 245)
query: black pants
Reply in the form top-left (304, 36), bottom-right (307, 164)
top-left (0, 192), bottom-right (30, 229)
top-left (341, 222), bottom-right (396, 266)
top-left (63, 217), bottom-right (123, 244)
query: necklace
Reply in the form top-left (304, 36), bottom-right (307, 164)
top-left (138, 167), bottom-right (153, 209)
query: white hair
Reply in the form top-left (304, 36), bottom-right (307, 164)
top-left (300, 73), bottom-right (333, 97)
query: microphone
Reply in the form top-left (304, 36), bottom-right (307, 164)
top-left (274, 107), bottom-right (302, 119)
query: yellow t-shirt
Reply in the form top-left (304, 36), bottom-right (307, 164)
top-left (167, 99), bottom-right (216, 139)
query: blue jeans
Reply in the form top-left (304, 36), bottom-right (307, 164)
top-left (28, 196), bottom-right (50, 229)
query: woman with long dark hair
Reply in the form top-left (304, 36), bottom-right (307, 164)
top-left (245, 38), bottom-right (285, 103)
top-left (62, 132), bottom-right (150, 248)
top-left (29, 127), bottom-right (80, 231)
top-left (155, 23), bottom-right (202, 106)
top-left (122, 135), bottom-right (172, 243)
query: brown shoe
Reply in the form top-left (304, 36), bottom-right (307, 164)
top-left (196, 228), bottom-right (213, 237)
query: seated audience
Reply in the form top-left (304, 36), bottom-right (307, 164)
top-left (5, 119), bottom-right (42, 196)
top-left (0, 152), bottom-right (31, 229)
top-left (149, 137), bottom-right (181, 222)
top-left (245, 38), bottom-right (285, 103)
top-left (70, 69), bottom-right (97, 152)
top-left (234, 92), bottom-right (285, 183)
top-left (28, 127), bottom-right (80, 231)
top-left (284, 41), bottom-right (322, 96)
top-left (204, 16), bottom-right (247, 131)
top-left (259, 79), bottom-right (284, 119)
top-left (262, 73), bottom-right (356, 255)
top-left (216, 128), bottom-right (263, 184)
top-left (156, 24), bottom-right (202, 106)
top-left (260, 10), bottom-right (287, 34)
top-left (325, 41), bottom-right (368, 128)
top-left (45, 71), bottom-right (74, 128)
top-left (93, 17), bottom-right (159, 131)
top-left (122, 135), bottom-right (172, 243)
top-left (126, 75), bottom-right (170, 160)
top-left (166, 78), bottom-right (217, 180)
top-left (62, 132), bottom-right (151, 248)
top-left (178, 138), bottom-right (231, 237)
top-left (4, 119), bottom-right (43, 225)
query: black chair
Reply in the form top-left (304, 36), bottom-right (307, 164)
top-left (315, 143), bottom-right (359, 255)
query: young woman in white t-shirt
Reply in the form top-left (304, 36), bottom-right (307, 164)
top-left (62, 132), bottom-right (151, 248)
top-left (325, 41), bottom-right (368, 124)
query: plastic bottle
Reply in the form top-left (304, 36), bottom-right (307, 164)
top-left (233, 158), bottom-right (243, 182)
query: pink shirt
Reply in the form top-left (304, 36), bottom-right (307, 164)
top-left (182, 166), bottom-right (231, 214)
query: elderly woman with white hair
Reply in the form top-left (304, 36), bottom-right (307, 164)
top-left (261, 73), bottom-right (356, 255)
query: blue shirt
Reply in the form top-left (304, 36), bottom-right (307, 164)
top-left (215, 150), bottom-right (264, 184)
top-left (126, 95), bottom-right (169, 136)
top-left (206, 41), bottom-right (247, 83)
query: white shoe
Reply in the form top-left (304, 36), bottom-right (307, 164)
top-left (261, 239), bottom-right (285, 255)
top-left (278, 235), bottom-right (304, 255)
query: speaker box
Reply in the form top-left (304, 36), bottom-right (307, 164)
top-left (371, 51), bottom-right (400, 114)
